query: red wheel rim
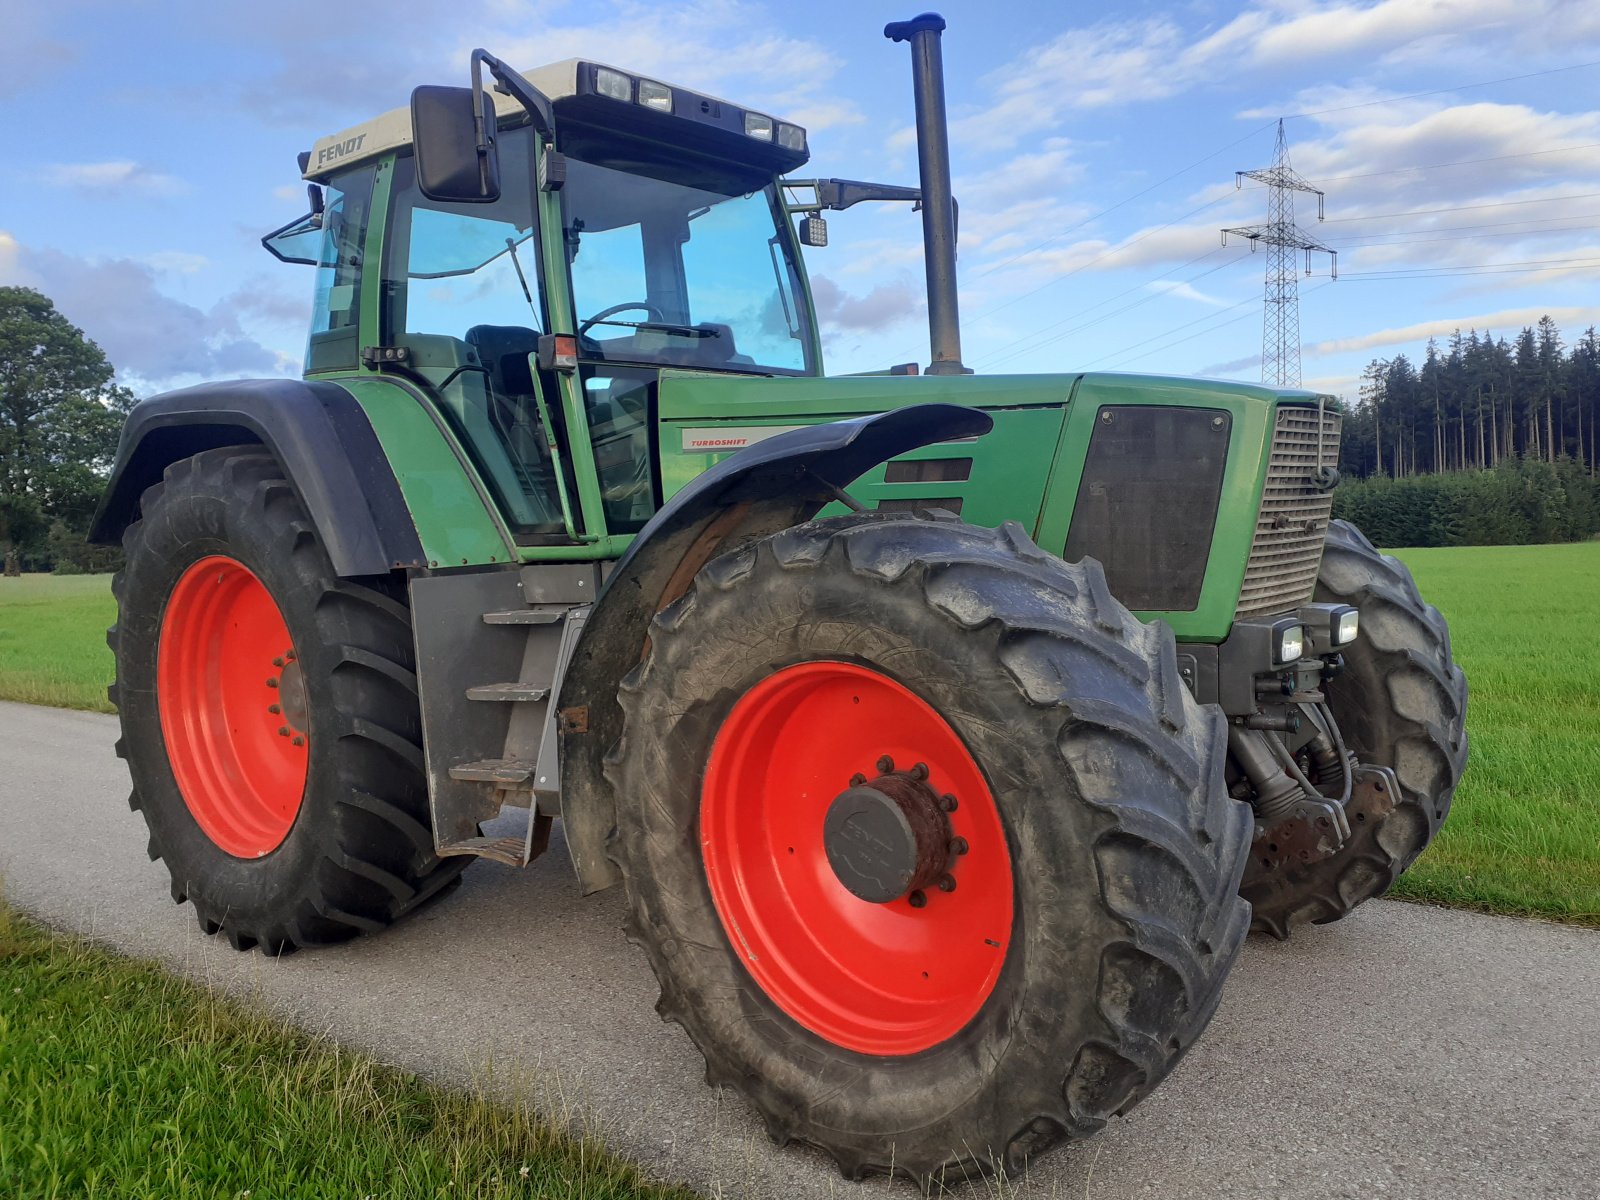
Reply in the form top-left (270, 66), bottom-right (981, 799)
top-left (700, 661), bottom-right (1014, 1056)
top-left (157, 555), bottom-right (308, 858)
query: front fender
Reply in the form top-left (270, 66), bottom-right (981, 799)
top-left (90, 378), bottom-right (423, 577)
top-left (558, 402), bottom-right (993, 893)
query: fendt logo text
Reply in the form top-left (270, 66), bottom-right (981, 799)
top-left (316, 134), bottom-right (368, 169)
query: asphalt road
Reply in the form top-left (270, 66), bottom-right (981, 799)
top-left (2, 698), bottom-right (1597, 1199)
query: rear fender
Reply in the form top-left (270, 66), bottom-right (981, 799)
top-left (90, 379), bottom-right (423, 576)
top-left (558, 402), bottom-right (993, 893)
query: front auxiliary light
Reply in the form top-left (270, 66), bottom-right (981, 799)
top-left (638, 79), bottom-right (672, 111)
top-left (595, 67), bottom-right (632, 102)
top-left (744, 111), bottom-right (775, 140)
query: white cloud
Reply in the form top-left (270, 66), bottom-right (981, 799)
top-left (810, 274), bottom-right (922, 334)
top-left (143, 251), bottom-right (209, 274)
top-left (1149, 279), bottom-right (1230, 307)
top-left (1306, 305), bottom-right (1600, 358)
top-left (191, 0), bottom-right (860, 131)
top-left (0, 232), bottom-right (289, 388)
top-left (952, 1), bottom-right (1600, 148)
top-left (0, 2), bottom-right (72, 99)
top-left (40, 161), bottom-right (187, 196)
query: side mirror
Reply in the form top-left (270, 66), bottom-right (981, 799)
top-left (410, 85), bottom-right (501, 203)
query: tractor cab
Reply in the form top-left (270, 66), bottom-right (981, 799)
top-left (268, 59), bottom-right (821, 543)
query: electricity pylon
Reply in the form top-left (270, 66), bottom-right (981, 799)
top-left (1222, 120), bottom-right (1336, 387)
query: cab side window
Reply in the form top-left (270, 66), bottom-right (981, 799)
top-left (305, 165), bottom-right (375, 373)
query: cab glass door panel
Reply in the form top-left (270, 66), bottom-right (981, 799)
top-left (382, 127), bottom-right (574, 537)
top-left (580, 365), bottom-right (658, 534)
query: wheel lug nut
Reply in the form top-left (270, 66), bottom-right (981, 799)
top-left (291, 735), bottom-right (305, 747)
top-left (849, 773), bottom-right (866, 787)
top-left (950, 836), bottom-right (969, 856)
top-left (266, 678), bottom-right (278, 688)
top-left (937, 874), bottom-right (957, 893)
top-left (908, 890), bottom-right (927, 908)
top-left (278, 726), bottom-right (290, 737)
top-left (268, 704), bottom-right (281, 715)
top-left (939, 793), bottom-right (958, 812)
top-left (910, 762), bottom-right (928, 780)
top-left (876, 755), bottom-right (894, 774)
top-left (272, 657), bottom-right (285, 668)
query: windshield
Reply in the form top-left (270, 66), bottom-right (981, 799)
top-left (562, 153), bottom-right (813, 374)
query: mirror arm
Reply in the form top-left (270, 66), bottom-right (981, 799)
top-left (470, 48), bottom-right (555, 139)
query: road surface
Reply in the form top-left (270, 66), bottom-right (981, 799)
top-left (1, 699), bottom-right (1596, 1199)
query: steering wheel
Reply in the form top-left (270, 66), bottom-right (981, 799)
top-left (578, 302), bottom-right (665, 338)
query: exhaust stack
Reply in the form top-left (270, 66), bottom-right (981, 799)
top-left (885, 13), bottom-right (967, 376)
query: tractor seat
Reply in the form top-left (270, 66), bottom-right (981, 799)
top-left (464, 324), bottom-right (540, 400)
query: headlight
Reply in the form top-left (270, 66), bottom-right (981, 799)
top-left (776, 122), bottom-right (806, 151)
top-left (637, 79), bottom-right (672, 111)
top-left (1334, 608), bottom-right (1360, 645)
top-left (595, 67), bottom-right (632, 102)
top-left (744, 111), bottom-right (774, 140)
top-left (1275, 624), bottom-right (1305, 665)
top-left (1298, 603), bottom-right (1359, 654)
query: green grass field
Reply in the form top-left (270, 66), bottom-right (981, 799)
top-left (1, 548), bottom-right (1596, 926)
top-left (0, 898), bottom-right (692, 1200)
top-left (0, 574), bottom-right (118, 712)
top-left (1382, 543), bottom-right (1600, 924)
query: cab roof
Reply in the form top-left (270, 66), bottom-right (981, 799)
top-left (303, 59), bottom-right (808, 182)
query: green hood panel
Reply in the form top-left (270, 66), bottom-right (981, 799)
top-left (657, 371), bottom-right (1080, 533)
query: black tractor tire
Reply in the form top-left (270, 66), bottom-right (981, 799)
top-left (607, 512), bottom-right (1253, 1185)
top-left (109, 447), bottom-right (468, 954)
top-left (1242, 519), bottom-right (1468, 937)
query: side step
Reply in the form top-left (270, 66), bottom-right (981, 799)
top-left (464, 683), bottom-right (550, 703)
top-left (482, 605), bottom-right (569, 625)
top-left (448, 758), bottom-right (536, 785)
top-left (435, 824), bottom-right (551, 866)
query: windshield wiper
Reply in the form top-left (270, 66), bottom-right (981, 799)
top-left (586, 319), bottom-right (721, 339)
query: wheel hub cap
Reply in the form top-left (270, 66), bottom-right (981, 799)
top-left (824, 767), bottom-right (951, 904)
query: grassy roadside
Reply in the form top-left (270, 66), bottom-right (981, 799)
top-left (0, 574), bottom-right (116, 712)
top-left (1384, 542), bottom-right (1600, 925)
top-left (0, 899), bottom-right (695, 1200)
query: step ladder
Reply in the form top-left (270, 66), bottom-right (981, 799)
top-left (427, 590), bottom-right (590, 868)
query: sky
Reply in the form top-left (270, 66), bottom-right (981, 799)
top-left (3, 0), bottom-right (1600, 401)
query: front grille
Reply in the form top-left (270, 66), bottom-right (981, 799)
top-left (1236, 403), bottom-right (1342, 618)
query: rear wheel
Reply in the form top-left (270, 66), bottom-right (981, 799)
top-left (1241, 519), bottom-right (1468, 937)
top-left (110, 447), bottom-right (467, 953)
top-left (608, 513), bottom-right (1252, 1183)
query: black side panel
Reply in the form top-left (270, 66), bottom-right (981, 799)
top-left (1064, 405), bottom-right (1230, 611)
top-left (89, 378), bottom-right (424, 577)
top-left (559, 403), bottom-right (993, 894)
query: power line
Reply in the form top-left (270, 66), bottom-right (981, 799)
top-left (1088, 281), bottom-right (1338, 373)
top-left (1327, 214), bottom-right (1600, 248)
top-left (1323, 190), bottom-right (1600, 223)
top-left (1340, 255), bottom-right (1600, 279)
top-left (971, 251), bottom-right (1238, 368)
top-left (967, 123), bottom-right (1277, 282)
top-left (1285, 60), bottom-right (1600, 120)
top-left (964, 197), bottom-right (1231, 326)
top-left (1304, 141), bottom-right (1600, 185)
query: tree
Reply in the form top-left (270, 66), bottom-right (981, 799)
top-left (0, 286), bottom-right (127, 574)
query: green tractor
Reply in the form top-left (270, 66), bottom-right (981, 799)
top-left (92, 13), bottom-right (1467, 1184)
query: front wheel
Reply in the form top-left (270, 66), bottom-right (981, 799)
top-left (1241, 520), bottom-right (1468, 937)
top-left (607, 514), bottom-right (1252, 1184)
top-left (111, 447), bottom-right (468, 953)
